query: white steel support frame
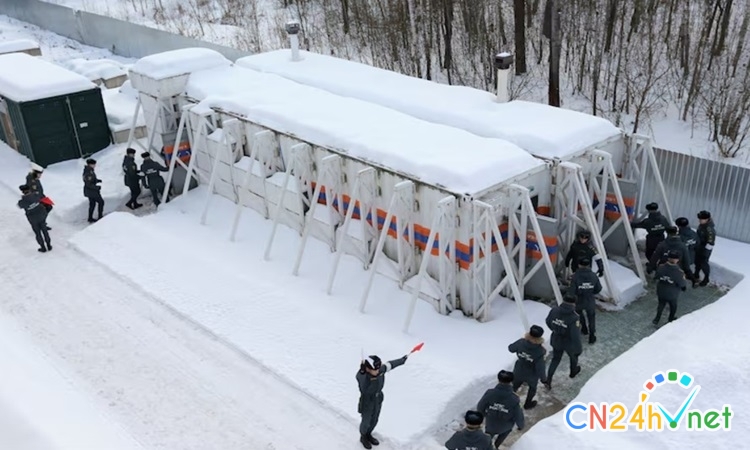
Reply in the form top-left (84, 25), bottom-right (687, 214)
top-left (588, 150), bottom-right (647, 285)
top-left (403, 196), bottom-right (457, 332)
top-left (504, 185), bottom-right (565, 305)
top-left (360, 181), bottom-right (416, 313)
top-left (229, 129), bottom-right (276, 241)
top-left (555, 162), bottom-right (620, 303)
top-left (625, 134), bottom-right (673, 223)
top-left (200, 119), bottom-right (242, 225)
top-left (471, 200), bottom-right (530, 329)
top-left (327, 167), bottom-right (378, 295)
top-left (125, 95), bottom-right (179, 159)
top-left (292, 154), bottom-right (344, 275)
top-left (162, 104), bottom-right (203, 204)
top-left (264, 143), bottom-right (314, 260)
top-left (180, 109), bottom-right (220, 197)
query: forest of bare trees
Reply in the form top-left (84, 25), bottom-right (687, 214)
top-left (122, 0), bottom-right (749, 157)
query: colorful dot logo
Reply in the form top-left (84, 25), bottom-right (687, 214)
top-left (642, 370), bottom-right (694, 428)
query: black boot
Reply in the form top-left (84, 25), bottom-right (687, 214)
top-left (699, 277), bottom-right (709, 286)
top-left (88, 218), bottom-right (98, 223)
top-left (589, 334), bottom-right (597, 344)
top-left (38, 247), bottom-right (47, 253)
top-left (543, 379), bottom-right (552, 390)
top-left (524, 400), bottom-right (538, 410)
top-left (367, 434), bottom-right (380, 446)
top-left (570, 365), bottom-right (581, 378)
top-left (580, 325), bottom-right (589, 335)
top-left (46, 242), bottom-right (52, 251)
top-left (359, 435), bottom-right (372, 449)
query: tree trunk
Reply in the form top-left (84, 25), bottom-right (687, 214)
top-left (340, 0), bottom-right (350, 34)
top-left (731, 6), bottom-right (750, 77)
top-left (604, 0), bottom-right (617, 52)
top-left (514, 0), bottom-right (527, 74)
top-left (713, 0), bottom-right (733, 56)
top-left (548, 0), bottom-right (560, 107)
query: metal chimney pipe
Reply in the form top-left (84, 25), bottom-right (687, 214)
top-left (494, 52), bottom-right (514, 103)
top-left (285, 21), bottom-right (301, 62)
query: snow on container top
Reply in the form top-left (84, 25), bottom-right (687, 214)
top-left (187, 65), bottom-right (544, 195)
top-left (0, 39), bottom-right (40, 54)
top-left (0, 53), bottom-right (96, 102)
top-left (236, 50), bottom-right (622, 160)
top-left (63, 58), bottom-right (127, 82)
top-left (129, 48), bottom-right (231, 98)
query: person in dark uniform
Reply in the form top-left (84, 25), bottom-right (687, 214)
top-left (83, 158), bottom-right (104, 223)
top-left (444, 410), bottom-right (494, 450)
top-left (123, 148), bottom-right (143, 210)
top-left (507, 325), bottom-right (546, 409)
top-left (653, 250), bottom-right (687, 325)
top-left (631, 202), bottom-right (671, 259)
top-left (570, 258), bottom-right (602, 344)
top-left (141, 152), bottom-right (169, 207)
top-left (693, 210), bottom-right (716, 287)
top-left (477, 370), bottom-right (525, 448)
top-left (26, 163), bottom-right (51, 230)
top-left (357, 353), bottom-right (409, 449)
top-left (648, 226), bottom-right (692, 277)
top-left (564, 230), bottom-right (604, 275)
top-left (17, 184), bottom-right (52, 252)
top-left (544, 294), bottom-right (582, 389)
top-left (675, 217), bottom-right (698, 268)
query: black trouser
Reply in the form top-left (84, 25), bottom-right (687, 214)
top-left (127, 182), bottom-right (141, 207)
top-left (655, 297), bottom-right (677, 322)
top-left (513, 376), bottom-right (539, 406)
top-left (645, 234), bottom-right (664, 260)
top-left (149, 183), bottom-right (165, 206)
top-left (547, 348), bottom-right (579, 381)
top-left (492, 430), bottom-right (512, 448)
top-left (359, 395), bottom-right (383, 436)
top-left (576, 307), bottom-right (596, 335)
top-left (694, 252), bottom-right (711, 280)
top-left (30, 218), bottom-right (51, 249)
top-left (87, 193), bottom-right (104, 219)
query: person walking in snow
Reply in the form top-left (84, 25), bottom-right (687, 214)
top-left (140, 152), bottom-right (169, 208)
top-left (693, 210), bottom-right (716, 287)
top-left (564, 230), bottom-right (604, 276)
top-left (570, 258), bottom-right (602, 345)
top-left (356, 353), bottom-right (409, 449)
top-left (17, 184), bottom-right (52, 253)
top-left (507, 325), bottom-right (546, 410)
top-left (675, 217), bottom-right (698, 268)
top-left (25, 162), bottom-right (52, 230)
top-left (477, 370), bottom-right (525, 448)
top-left (653, 250), bottom-right (687, 325)
top-left (444, 410), bottom-right (494, 450)
top-left (544, 294), bottom-right (582, 389)
top-left (83, 158), bottom-right (104, 223)
top-left (123, 148), bottom-right (143, 210)
top-left (631, 202), bottom-right (671, 260)
top-left (648, 226), bottom-right (692, 278)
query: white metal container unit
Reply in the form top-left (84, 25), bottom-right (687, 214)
top-left (236, 50), bottom-right (676, 296)
top-left (126, 51), bottom-right (562, 329)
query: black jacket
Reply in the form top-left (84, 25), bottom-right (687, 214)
top-left (508, 337), bottom-right (546, 381)
top-left (678, 226), bottom-right (699, 265)
top-left (82, 166), bottom-right (101, 198)
top-left (477, 383), bottom-right (525, 435)
top-left (17, 192), bottom-right (47, 223)
top-left (25, 172), bottom-right (44, 197)
top-left (649, 236), bottom-right (691, 274)
top-left (564, 240), bottom-right (603, 271)
top-left (696, 220), bottom-right (716, 256)
top-left (445, 428), bottom-right (494, 450)
top-left (141, 159), bottom-right (168, 189)
top-left (546, 303), bottom-right (582, 354)
top-left (122, 155), bottom-right (140, 186)
top-left (632, 212), bottom-right (670, 237)
top-left (570, 267), bottom-right (602, 310)
top-left (356, 356), bottom-right (407, 411)
top-left (655, 262), bottom-right (687, 302)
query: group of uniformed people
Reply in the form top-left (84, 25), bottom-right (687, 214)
top-left (122, 148), bottom-right (170, 210)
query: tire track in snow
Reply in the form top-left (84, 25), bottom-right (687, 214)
top-left (0, 189), bottom-right (389, 450)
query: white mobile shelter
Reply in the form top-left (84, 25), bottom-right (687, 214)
top-left (128, 50), bottom-right (565, 330)
top-left (237, 50), bottom-right (675, 298)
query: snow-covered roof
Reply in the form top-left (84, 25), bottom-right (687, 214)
top-left (187, 66), bottom-right (544, 195)
top-left (63, 58), bottom-right (127, 81)
top-left (130, 48), bottom-right (231, 80)
top-left (0, 53), bottom-right (97, 102)
top-left (0, 39), bottom-right (39, 54)
top-left (236, 50), bottom-right (623, 159)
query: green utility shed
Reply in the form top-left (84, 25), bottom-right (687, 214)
top-left (0, 53), bottom-right (111, 167)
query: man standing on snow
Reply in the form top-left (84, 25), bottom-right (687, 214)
top-left (631, 202), bottom-right (671, 260)
top-left (564, 230), bottom-right (604, 276)
top-left (25, 162), bottom-right (51, 230)
top-left (675, 217), bottom-right (698, 268)
top-left (544, 293), bottom-right (582, 389)
top-left (123, 148), bottom-right (143, 210)
top-left (83, 158), bottom-right (104, 223)
top-left (17, 184), bottom-right (52, 253)
top-left (653, 250), bottom-right (687, 325)
top-left (648, 226), bottom-right (692, 277)
top-left (356, 353), bottom-right (408, 449)
top-left (444, 410), bottom-right (494, 450)
top-left (693, 210), bottom-right (716, 287)
top-left (477, 370), bottom-right (525, 448)
top-left (570, 258), bottom-right (602, 345)
top-left (507, 325), bottom-right (546, 409)
top-left (141, 152), bottom-right (169, 207)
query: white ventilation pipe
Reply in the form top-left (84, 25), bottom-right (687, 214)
top-left (285, 21), bottom-right (301, 62)
top-left (494, 52), bottom-right (514, 103)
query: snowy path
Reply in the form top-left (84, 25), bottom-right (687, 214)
top-left (0, 186), bottom-right (383, 450)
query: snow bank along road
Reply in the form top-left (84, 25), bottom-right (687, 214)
top-left (0, 186), bottom-right (399, 450)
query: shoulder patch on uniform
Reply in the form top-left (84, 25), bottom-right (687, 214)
top-left (576, 320), bottom-right (580, 327)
